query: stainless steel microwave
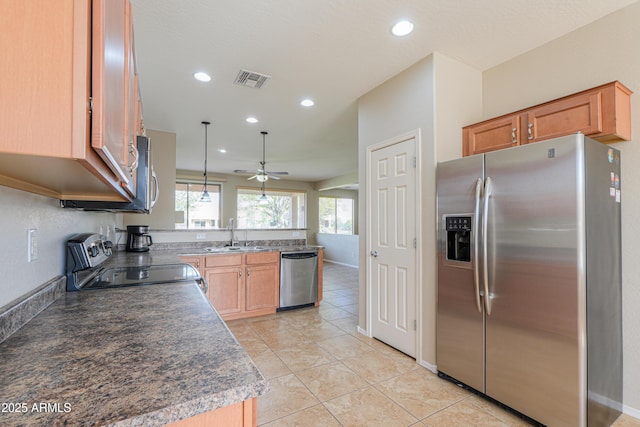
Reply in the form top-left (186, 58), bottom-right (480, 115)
top-left (60, 135), bottom-right (158, 213)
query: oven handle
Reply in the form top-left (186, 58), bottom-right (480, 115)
top-left (197, 277), bottom-right (209, 294)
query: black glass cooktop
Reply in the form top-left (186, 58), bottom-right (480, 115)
top-left (82, 264), bottom-right (200, 290)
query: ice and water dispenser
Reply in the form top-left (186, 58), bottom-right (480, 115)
top-left (444, 215), bottom-right (472, 265)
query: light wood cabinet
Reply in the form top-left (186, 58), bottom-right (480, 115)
top-left (244, 252), bottom-right (280, 314)
top-left (184, 251), bottom-right (280, 321)
top-left (0, 0), bottom-right (142, 200)
top-left (164, 397), bottom-right (256, 427)
top-left (206, 265), bottom-right (244, 318)
top-left (463, 81), bottom-right (632, 156)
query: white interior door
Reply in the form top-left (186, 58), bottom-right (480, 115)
top-left (368, 134), bottom-right (417, 357)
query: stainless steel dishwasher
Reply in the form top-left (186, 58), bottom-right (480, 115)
top-left (279, 251), bottom-right (318, 310)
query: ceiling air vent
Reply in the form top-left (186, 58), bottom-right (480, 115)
top-left (234, 69), bottom-right (271, 89)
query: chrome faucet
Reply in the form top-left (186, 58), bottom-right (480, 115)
top-left (227, 218), bottom-right (238, 246)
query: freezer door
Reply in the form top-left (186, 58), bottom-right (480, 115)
top-left (484, 135), bottom-right (584, 426)
top-left (436, 154), bottom-right (485, 392)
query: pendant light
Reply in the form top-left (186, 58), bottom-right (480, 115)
top-left (200, 121), bottom-right (212, 203)
top-left (259, 180), bottom-right (268, 204)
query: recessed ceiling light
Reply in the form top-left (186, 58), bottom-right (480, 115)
top-left (193, 71), bottom-right (211, 82)
top-left (391, 20), bottom-right (414, 37)
top-left (246, 117), bottom-right (259, 123)
top-left (217, 148), bottom-right (227, 153)
top-left (300, 99), bottom-right (315, 107)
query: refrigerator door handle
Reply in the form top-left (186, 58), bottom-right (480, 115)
top-left (473, 178), bottom-right (483, 313)
top-left (482, 177), bottom-right (493, 315)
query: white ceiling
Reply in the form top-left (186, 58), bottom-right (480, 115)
top-left (131, 0), bottom-right (636, 183)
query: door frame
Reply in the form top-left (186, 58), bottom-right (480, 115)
top-left (365, 129), bottom-right (422, 361)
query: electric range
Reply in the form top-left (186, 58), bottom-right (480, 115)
top-left (65, 233), bottom-right (206, 293)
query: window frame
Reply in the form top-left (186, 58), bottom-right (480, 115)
top-left (174, 181), bottom-right (222, 229)
top-left (236, 186), bottom-right (307, 229)
top-left (318, 195), bottom-right (355, 235)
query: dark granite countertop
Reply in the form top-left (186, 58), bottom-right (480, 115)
top-left (0, 283), bottom-right (268, 426)
top-left (106, 245), bottom-right (322, 263)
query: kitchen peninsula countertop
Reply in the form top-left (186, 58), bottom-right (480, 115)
top-left (0, 282), bottom-right (268, 426)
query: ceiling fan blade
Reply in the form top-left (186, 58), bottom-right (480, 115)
top-left (234, 169), bottom-right (252, 174)
top-left (248, 175), bottom-right (258, 180)
top-left (268, 171), bottom-right (289, 175)
top-left (268, 175), bottom-right (281, 180)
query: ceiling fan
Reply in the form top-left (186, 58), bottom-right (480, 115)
top-left (234, 131), bottom-right (289, 182)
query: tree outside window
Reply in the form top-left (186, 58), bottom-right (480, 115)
top-left (237, 188), bottom-right (306, 229)
top-left (319, 197), bottom-right (353, 234)
top-left (175, 183), bottom-right (221, 229)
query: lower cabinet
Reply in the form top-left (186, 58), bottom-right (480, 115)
top-left (181, 252), bottom-right (280, 321)
top-left (164, 397), bottom-right (256, 427)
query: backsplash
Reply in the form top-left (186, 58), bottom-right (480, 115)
top-left (0, 185), bottom-right (118, 308)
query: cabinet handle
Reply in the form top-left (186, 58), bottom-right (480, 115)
top-left (128, 140), bottom-right (139, 174)
top-left (247, 270), bottom-right (251, 277)
top-left (195, 259), bottom-right (199, 268)
top-left (511, 127), bottom-right (517, 144)
top-left (527, 123), bottom-right (534, 141)
top-left (239, 269), bottom-right (242, 277)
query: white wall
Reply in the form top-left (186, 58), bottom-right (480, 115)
top-left (482, 1), bottom-right (640, 414)
top-left (316, 234), bottom-right (359, 267)
top-left (357, 52), bottom-right (482, 366)
top-left (0, 186), bottom-right (117, 308)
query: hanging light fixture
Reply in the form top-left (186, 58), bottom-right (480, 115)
top-left (259, 180), bottom-right (268, 204)
top-left (200, 121), bottom-right (212, 203)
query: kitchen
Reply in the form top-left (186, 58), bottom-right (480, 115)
top-left (2, 0), bottom-right (640, 426)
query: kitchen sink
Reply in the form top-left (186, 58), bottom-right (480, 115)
top-left (203, 246), bottom-right (272, 253)
top-left (204, 246), bottom-right (243, 253)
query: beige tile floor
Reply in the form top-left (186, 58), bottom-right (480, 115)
top-left (226, 263), bottom-right (640, 427)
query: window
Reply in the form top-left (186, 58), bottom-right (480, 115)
top-left (175, 183), bottom-right (221, 229)
top-left (319, 197), bottom-right (354, 234)
top-left (237, 188), bottom-right (306, 229)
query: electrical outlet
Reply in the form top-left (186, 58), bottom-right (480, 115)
top-left (292, 231), bottom-right (300, 237)
top-left (27, 228), bottom-right (38, 262)
top-left (196, 233), bottom-right (206, 240)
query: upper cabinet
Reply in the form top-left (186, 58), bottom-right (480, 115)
top-left (0, 0), bottom-right (143, 201)
top-left (463, 81), bottom-right (632, 157)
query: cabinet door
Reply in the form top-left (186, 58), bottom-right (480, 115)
top-left (205, 267), bottom-right (243, 317)
top-left (524, 92), bottom-right (602, 143)
top-left (463, 115), bottom-right (520, 156)
top-left (91, 0), bottom-right (135, 197)
top-left (245, 264), bottom-right (279, 313)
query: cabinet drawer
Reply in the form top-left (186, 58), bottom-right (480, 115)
top-left (205, 254), bottom-right (243, 268)
top-left (245, 251), bottom-right (280, 265)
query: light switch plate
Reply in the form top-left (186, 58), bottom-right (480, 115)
top-left (28, 228), bottom-right (38, 262)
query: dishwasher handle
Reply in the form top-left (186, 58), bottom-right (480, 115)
top-left (281, 252), bottom-right (318, 260)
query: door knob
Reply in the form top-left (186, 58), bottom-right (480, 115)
top-left (370, 250), bottom-right (378, 257)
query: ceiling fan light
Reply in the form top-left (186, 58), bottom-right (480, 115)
top-left (259, 194), bottom-right (268, 204)
top-left (256, 174), bottom-right (268, 182)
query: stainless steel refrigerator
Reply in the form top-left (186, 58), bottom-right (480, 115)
top-left (436, 133), bottom-right (622, 426)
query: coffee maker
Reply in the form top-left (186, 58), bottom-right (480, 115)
top-left (126, 225), bottom-right (153, 252)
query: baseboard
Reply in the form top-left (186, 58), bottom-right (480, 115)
top-left (624, 403), bottom-right (640, 420)
top-left (323, 259), bottom-right (359, 268)
top-left (419, 359), bottom-right (438, 374)
top-left (356, 326), bottom-right (370, 337)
